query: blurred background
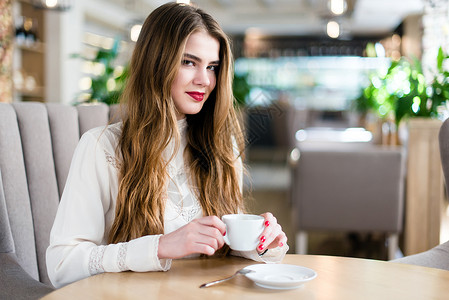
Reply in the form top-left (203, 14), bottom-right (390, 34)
top-left (1, 0), bottom-right (449, 260)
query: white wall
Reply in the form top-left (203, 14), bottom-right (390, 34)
top-left (44, 0), bottom-right (136, 104)
top-left (45, 0), bottom-right (84, 104)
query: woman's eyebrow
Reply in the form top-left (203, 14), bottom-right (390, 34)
top-left (183, 53), bottom-right (220, 65)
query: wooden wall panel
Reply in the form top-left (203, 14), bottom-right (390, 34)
top-left (404, 118), bottom-right (444, 255)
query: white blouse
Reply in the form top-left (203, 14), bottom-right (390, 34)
top-left (46, 119), bottom-right (288, 288)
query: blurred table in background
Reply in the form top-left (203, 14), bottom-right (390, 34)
top-left (295, 127), bottom-right (373, 145)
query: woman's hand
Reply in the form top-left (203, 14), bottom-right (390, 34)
top-left (157, 216), bottom-right (226, 259)
top-left (257, 212), bottom-right (287, 253)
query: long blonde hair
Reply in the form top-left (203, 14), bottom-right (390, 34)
top-left (108, 3), bottom-right (245, 243)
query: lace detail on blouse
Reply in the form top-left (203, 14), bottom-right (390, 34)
top-left (88, 245), bottom-right (106, 275)
top-left (104, 150), bottom-right (121, 169)
top-left (117, 243), bottom-right (128, 271)
top-left (166, 159), bottom-right (202, 223)
top-left (170, 198), bottom-right (202, 223)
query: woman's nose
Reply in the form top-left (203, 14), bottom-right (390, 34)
top-left (193, 69), bottom-right (211, 86)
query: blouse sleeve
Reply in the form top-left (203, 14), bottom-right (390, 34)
top-left (46, 129), bottom-right (171, 288)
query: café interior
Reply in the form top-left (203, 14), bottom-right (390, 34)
top-left (2, 0), bottom-right (449, 298)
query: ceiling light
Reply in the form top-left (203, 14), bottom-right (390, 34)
top-left (329, 0), bottom-right (347, 15)
top-left (31, 0), bottom-right (72, 11)
top-left (45, 0), bottom-right (57, 7)
top-left (327, 21), bottom-right (340, 38)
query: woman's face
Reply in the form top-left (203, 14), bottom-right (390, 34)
top-left (171, 30), bottom-right (220, 120)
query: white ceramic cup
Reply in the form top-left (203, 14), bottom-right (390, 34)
top-left (222, 214), bottom-right (264, 251)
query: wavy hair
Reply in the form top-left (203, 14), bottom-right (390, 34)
top-left (108, 2), bottom-right (245, 244)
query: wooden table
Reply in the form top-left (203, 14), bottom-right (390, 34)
top-left (43, 254), bottom-right (449, 300)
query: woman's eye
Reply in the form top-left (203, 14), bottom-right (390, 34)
top-left (208, 65), bottom-right (219, 72)
top-left (182, 60), bottom-right (194, 66)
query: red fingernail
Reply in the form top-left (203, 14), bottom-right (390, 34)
top-left (258, 244), bottom-right (264, 251)
top-left (280, 242), bottom-right (284, 247)
top-left (223, 231), bottom-right (226, 236)
top-left (264, 220), bottom-right (270, 227)
top-left (260, 236), bottom-right (266, 243)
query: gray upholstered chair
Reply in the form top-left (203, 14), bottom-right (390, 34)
top-left (0, 168), bottom-right (54, 299)
top-left (392, 118), bottom-right (449, 270)
top-left (0, 102), bottom-right (120, 299)
top-left (290, 144), bottom-right (405, 260)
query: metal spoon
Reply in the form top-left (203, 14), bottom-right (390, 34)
top-left (199, 268), bottom-right (254, 288)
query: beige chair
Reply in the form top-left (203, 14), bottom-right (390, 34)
top-left (290, 144), bottom-right (405, 260)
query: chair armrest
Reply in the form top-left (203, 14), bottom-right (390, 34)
top-left (0, 253), bottom-right (53, 299)
top-left (392, 241), bottom-right (449, 271)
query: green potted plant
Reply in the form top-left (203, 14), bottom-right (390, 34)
top-left (428, 47), bottom-right (449, 116)
top-left (354, 46), bottom-right (449, 126)
top-left (73, 39), bottom-right (128, 105)
top-left (233, 72), bottom-right (250, 108)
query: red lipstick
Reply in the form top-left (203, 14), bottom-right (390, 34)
top-left (186, 92), bottom-right (204, 102)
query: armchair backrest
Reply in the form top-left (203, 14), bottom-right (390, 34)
top-left (292, 145), bottom-right (405, 233)
top-left (0, 102), bottom-right (119, 286)
top-left (0, 170), bottom-right (14, 254)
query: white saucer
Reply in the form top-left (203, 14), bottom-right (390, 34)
top-left (243, 264), bottom-right (317, 290)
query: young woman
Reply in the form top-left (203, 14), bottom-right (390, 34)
top-left (46, 2), bottom-right (288, 288)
